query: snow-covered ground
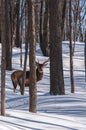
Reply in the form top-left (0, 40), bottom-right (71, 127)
top-left (0, 41), bottom-right (86, 130)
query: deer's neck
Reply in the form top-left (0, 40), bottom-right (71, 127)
top-left (36, 69), bottom-right (43, 81)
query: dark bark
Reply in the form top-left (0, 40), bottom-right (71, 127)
top-left (21, 4), bottom-right (28, 95)
top-left (28, 0), bottom-right (37, 113)
top-left (40, 0), bottom-right (49, 56)
top-left (15, 0), bottom-right (20, 48)
top-left (34, 0), bottom-right (39, 43)
top-left (49, 0), bottom-right (65, 95)
top-left (73, 0), bottom-right (80, 55)
top-left (0, 0), bottom-right (6, 116)
top-left (69, 0), bottom-right (74, 93)
top-left (84, 31), bottom-right (86, 81)
top-left (0, 25), bottom-right (1, 43)
top-left (42, 0), bottom-right (49, 56)
top-left (39, 0), bottom-right (44, 54)
top-left (5, 0), bottom-right (12, 70)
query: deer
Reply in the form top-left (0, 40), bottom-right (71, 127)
top-left (11, 58), bottom-right (49, 95)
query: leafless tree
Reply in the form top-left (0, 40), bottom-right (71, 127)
top-left (84, 31), bottom-right (86, 81)
top-left (49, 0), bottom-right (66, 95)
top-left (40, 0), bottom-right (49, 56)
top-left (5, 0), bottom-right (12, 70)
top-left (0, 0), bottom-right (6, 116)
top-left (28, 0), bottom-right (37, 113)
top-left (69, 0), bottom-right (74, 93)
top-left (15, 0), bottom-right (20, 47)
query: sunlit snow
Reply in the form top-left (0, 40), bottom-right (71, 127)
top-left (0, 41), bottom-right (86, 130)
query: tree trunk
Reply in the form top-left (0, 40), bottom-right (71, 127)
top-left (42, 0), bottom-right (49, 56)
top-left (0, 24), bottom-right (1, 43)
top-left (21, 4), bottom-right (28, 95)
top-left (28, 0), bottom-right (37, 113)
top-left (39, 0), bottom-right (44, 53)
top-left (73, 0), bottom-right (80, 55)
top-left (40, 0), bottom-right (49, 56)
top-left (0, 0), bottom-right (6, 116)
top-left (49, 0), bottom-right (66, 95)
top-left (34, 0), bottom-right (39, 43)
top-left (84, 31), bottom-right (86, 81)
top-left (15, 0), bottom-right (20, 48)
top-left (5, 0), bottom-right (12, 70)
top-left (69, 0), bottom-right (74, 93)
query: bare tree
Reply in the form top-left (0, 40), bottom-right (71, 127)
top-left (0, 24), bottom-right (1, 43)
top-left (84, 31), bottom-right (86, 81)
top-left (63, 0), bottom-right (85, 43)
top-left (73, 0), bottom-right (80, 54)
top-left (34, 0), bottom-right (40, 43)
top-left (49, 0), bottom-right (66, 95)
top-left (28, 0), bottom-right (37, 113)
top-left (21, 3), bottom-right (29, 95)
top-left (40, 0), bottom-right (49, 56)
top-left (15, 0), bottom-right (20, 47)
top-left (63, 1), bottom-right (70, 41)
top-left (78, 0), bottom-right (86, 42)
top-left (69, 0), bottom-right (74, 93)
top-left (5, 0), bottom-right (12, 70)
top-left (39, 0), bottom-right (44, 53)
top-left (0, 0), bottom-right (6, 116)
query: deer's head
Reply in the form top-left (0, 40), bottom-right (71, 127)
top-left (36, 58), bottom-right (49, 73)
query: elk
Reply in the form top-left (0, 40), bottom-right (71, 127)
top-left (11, 58), bottom-right (49, 95)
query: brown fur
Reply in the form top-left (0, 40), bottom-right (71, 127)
top-left (11, 59), bottom-right (49, 95)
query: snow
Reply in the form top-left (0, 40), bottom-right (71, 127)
top-left (0, 41), bottom-right (86, 130)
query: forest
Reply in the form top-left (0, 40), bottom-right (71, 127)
top-left (0, 0), bottom-right (86, 129)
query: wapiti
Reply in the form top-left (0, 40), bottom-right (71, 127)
top-left (11, 58), bottom-right (49, 95)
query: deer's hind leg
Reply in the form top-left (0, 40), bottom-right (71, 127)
top-left (18, 78), bottom-right (24, 95)
top-left (11, 77), bottom-right (18, 93)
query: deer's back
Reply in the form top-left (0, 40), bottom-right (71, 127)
top-left (11, 70), bottom-right (23, 79)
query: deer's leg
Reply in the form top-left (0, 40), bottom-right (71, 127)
top-left (11, 77), bottom-right (17, 93)
top-left (18, 78), bottom-right (24, 95)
